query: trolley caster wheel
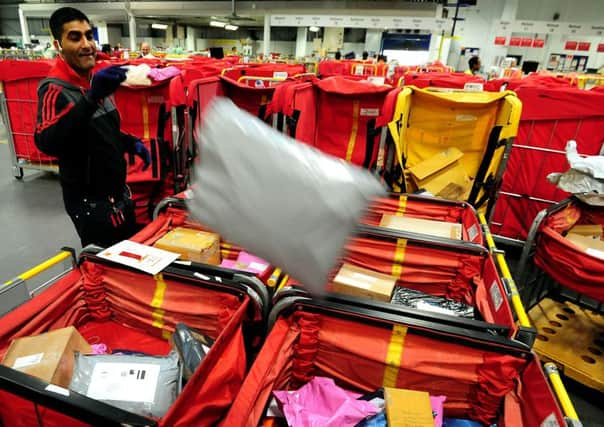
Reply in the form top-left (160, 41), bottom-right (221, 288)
top-left (13, 167), bottom-right (23, 180)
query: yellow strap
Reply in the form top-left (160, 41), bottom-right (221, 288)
top-left (151, 273), bottom-right (170, 339)
top-left (383, 324), bottom-right (407, 387)
top-left (395, 195), bottom-right (407, 216)
top-left (345, 100), bottom-right (360, 162)
top-left (392, 238), bottom-right (407, 277)
top-left (267, 268), bottom-right (282, 288)
top-left (142, 94), bottom-right (150, 140)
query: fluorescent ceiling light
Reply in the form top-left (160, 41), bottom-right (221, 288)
top-left (309, 26), bottom-right (320, 32)
top-left (151, 23), bottom-right (168, 30)
top-left (225, 24), bottom-right (239, 31)
top-left (210, 20), bottom-right (226, 28)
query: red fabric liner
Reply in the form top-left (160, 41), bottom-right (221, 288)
top-left (223, 310), bottom-right (564, 427)
top-left (341, 235), bottom-right (516, 332)
top-left (0, 59), bottom-right (54, 82)
top-left (533, 201), bottom-right (604, 302)
top-left (362, 195), bottom-right (485, 245)
top-left (0, 258), bottom-right (251, 426)
top-left (400, 72), bottom-right (485, 89)
top-left (490, 86), bottom-right (604, 240)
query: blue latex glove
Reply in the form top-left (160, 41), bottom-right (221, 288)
top-left (89, 66), bottom-right (127, 102)
top-left (135, 141), bottom-right (151, 171)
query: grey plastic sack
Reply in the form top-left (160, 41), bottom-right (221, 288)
top-left (70, 351), bottom-right (181, 418)
top-left (188, 98), bottom-right (385, 294)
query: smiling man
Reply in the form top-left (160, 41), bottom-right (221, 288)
top-left (35, 7), bottom-right (150, 247)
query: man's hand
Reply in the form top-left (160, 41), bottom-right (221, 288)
top-left (134, 141), bottom-right (151, 171)
top-left (89, 66), bottom-right (127, 102)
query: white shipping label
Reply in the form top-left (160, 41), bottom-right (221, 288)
top-left (456, 114), bottom-right (477, 122)
top-left (86, 363), bottom-right (160, 403)
top-left (13, 353), bottom-right (44, 369)
top-left (360, 108), bottom-right (380, 117)
top-left (467, 224), bottom-right (479, 242)
top-left (354, 65), bottom-right (364, 75)
top-left (540, 413), bottom-right (561, 427)
top-left (249, 261), bottom-right (268, 271)
top-left (336, 276), bottom-right (372, 290)
top-left (586, 248), bottom-right (604, 260)
top-left (367, 76), bottom-right (385, 85)
top-left (273, 71), bottom-right (288, 79)
top-left (45, 384), bottom-right (70, 397)
top-left (490, 281), bottom-right (504, 311)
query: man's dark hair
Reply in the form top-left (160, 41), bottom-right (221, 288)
top-left (49, 7), bottom-right (90, 40)
top-left (468, 56), bottom-right (480, 69)
top-left (362, 51), bottom-right (368, 60)
top-left (334, 51), bottom-right (342, 60)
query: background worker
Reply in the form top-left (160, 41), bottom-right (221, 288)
top-left (465, 56), bottom-right (481, 75)
top-left (34, 7), bottom-right (151, 247)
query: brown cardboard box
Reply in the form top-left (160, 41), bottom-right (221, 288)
top-left (379, 214), bottom-right (462, 240)
top-left (565, 233), bottom-right (604, 260)
top-left (154, 227), bottom-right (221, 265)
top-left (384, 387), bottom-right (435, 427)
top-left (1, 326), bottom-right (91, 387)
top-left (332, 263), bottom-right (397, 302)
top-left (407, 147), bottom-right (471, 200)
top-left (568, 224), bottom-right (603, 240)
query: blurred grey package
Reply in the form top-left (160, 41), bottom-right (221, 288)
top-left (391, 287), bottom-right (474, 318)
top-left (70, 351), bottom-right (181, 418)
top-left (172, 323), bottom-right (214, 380)
top-left (188, 98), bottom-right (385, 294)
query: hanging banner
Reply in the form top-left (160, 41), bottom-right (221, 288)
top-left (494, 36), bottom-right (507, 45)
top-left (577, 42), bottom-right (591, 51)
top-left (565, 41), bottom-right (578, 50)
top-left (532, 39), bottom-right (545, 48)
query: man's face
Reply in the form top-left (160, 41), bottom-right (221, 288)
top-left (141, 44), bottom-right (150, 55)
top-left (56, 20), bottom-right (96, 75)
top-left (474, 60), bottom-right (481, 71)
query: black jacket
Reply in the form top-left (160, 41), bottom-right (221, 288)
top-left (34, 59), bottom-right (137, 205)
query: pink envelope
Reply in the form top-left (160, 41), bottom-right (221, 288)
top-left (273, 377), bottom-right (379, 427)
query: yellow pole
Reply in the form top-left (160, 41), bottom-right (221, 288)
top-left (478, 214), bottom-right (532, 328)
top-left (3, 251), bottom-right (71, 286)
top-left (544, 363), bottom-right (580, 421)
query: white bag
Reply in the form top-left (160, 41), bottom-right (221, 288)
top-left (187, 98), bottom-right (385, 294)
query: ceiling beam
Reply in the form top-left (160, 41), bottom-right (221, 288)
top-left (20, 1), bottom-right (437, 19)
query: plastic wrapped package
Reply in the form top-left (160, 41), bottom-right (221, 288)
top-left (188, 98), bottom-right (385, 294)
top-left (172, 323), bottom-right (214, 380)
top-left (69, 351), bottom-right (181, 418)
top-left (391, 287), bottom-right (474, 318)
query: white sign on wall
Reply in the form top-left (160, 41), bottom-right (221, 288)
top-left (270, 15), bottom-right (452, 32)
top-left (496, 20), bottom-right (604, 37)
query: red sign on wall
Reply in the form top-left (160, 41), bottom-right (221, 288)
top-left (598, 43), bottom-right (604, 53)
top-left (494, 36), bottom-right (507, 45)
top-left (565, 41), bottom-right (578, 50)
top-left (577, 42), bottom-right (591, 51)
top-left (509, 37), bottom-right (521, 46)
top-left (532, 39), bottom-right (545, 48)
top-left (521, 37), bottom-right (533, 47)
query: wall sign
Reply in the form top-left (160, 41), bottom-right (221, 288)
top-left (509, 37), bottom-right (521, 47)
top-left (498, 20), bottom-right (603, 37)
top-left (565, 41), bottom-right (578, 50)
top-left (494, 36), bottom-right (507, 45)
top-left (532, 39), bottom-right (545, 48)
top-left (270, 15), bottom-right (452, 31)
top-left (521, 37), bottom-right (533, 47)
top-left (598, 43), bottom-right (604, 53)
top-left (577, 42), bottom-right (591, 51)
